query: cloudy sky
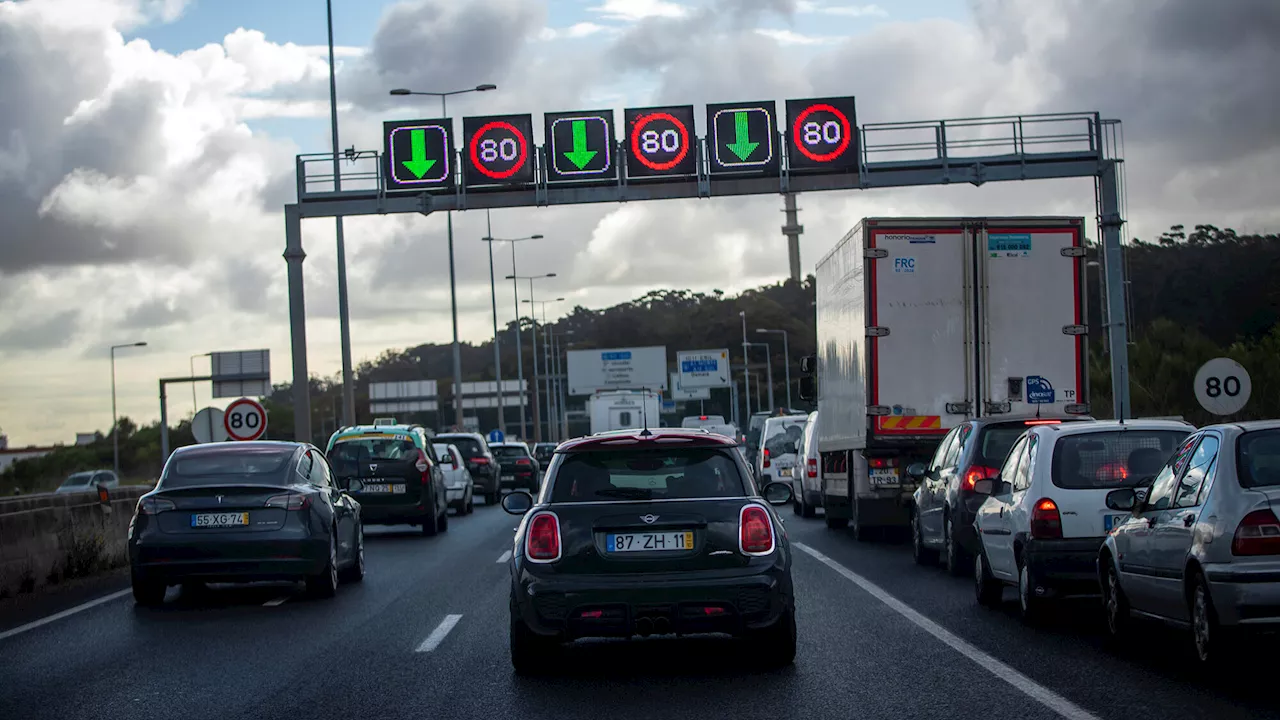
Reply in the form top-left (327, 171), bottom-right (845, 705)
top-left (1, 0), bottom-right (1276, 446)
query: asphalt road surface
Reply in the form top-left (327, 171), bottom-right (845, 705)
top-left (1, 501), bottom-right (1275, 720)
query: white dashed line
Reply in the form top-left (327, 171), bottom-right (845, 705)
top-left (415, 614), bottom-right (463, 653)
top-left (263, 596), bottom-right (290, 607)
top-left (0, 589), bottom-right (132, 643)
top-left (794, 543), bottom-right (1101, 720)
top-left (496, 549), bottom-right (512, 563)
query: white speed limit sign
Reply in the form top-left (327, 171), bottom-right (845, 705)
top-left (223, 397), bottom-right (268, 441)
top-left (1194, 358), bottom-right (1251, 416)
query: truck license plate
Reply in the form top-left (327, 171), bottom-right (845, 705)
top-left (869, 468), bottom-right (900, 487)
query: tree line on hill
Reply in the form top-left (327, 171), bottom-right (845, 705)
top-left (3, 223), bottom-right (1275, 494)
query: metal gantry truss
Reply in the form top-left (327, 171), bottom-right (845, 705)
top-left (285, 111), bottom-right (1130, 440)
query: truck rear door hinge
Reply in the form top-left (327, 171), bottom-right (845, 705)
top-left (945, 401), bottom-right (972, 415)
top-left (1060, 246), bottom-right (1087, 257)
top-left (864, 248), bottom-right (888, 259)
top-left (1061, 325), bottom-right (1088, 336)
top-left (1065, 403), bottom-right (1091, 415)
top-left (866, 327), bottom-right (889, 337)
top-left (867, 406), bottom-right (891, 417)
top-left (984, 401), bottom-right (1012, 415)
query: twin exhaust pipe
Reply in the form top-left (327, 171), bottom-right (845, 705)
top-left (634, 616), bottom-right (671, 636)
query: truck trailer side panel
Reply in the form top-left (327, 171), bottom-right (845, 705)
top-left (815, 225), bottom-right (866, 453)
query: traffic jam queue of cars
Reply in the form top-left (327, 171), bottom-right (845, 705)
top-left (127, 421), bottom-right (530, 604)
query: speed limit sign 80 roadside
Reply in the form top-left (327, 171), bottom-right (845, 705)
top-left (224, 397), bottom-right (268, 441)
top-left (1193, 358), bottom-right (1251, 416)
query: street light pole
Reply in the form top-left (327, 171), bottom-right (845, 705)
top-left (483, 231), bottom-right (543, 435)
top-left (325, 0), bottom-right (357, 428)
top-left (508, 273), bottom-right (556, 443)
top-left (756, 329), bottom-right (791, 410)
top-left (110, 341), bottom-right (146, 476)
top-left (389, 83), bottom-right (497, 430)
top-left (748, 342), bottom-right (775, 411)
top-left (739, 311), bottom-right (751, 424)
top-left (524, 297), bottom-right (564, 441)
top-left (485, 211), bottom-right (504, 433)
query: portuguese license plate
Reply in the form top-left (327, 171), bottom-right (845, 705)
top-left (361, 483), bottom-right (404, 494)
top-left (191, 512), bottom-right (249, 528)
top-left (1105, 514), bottom-right (1129, 532)
top-left (778, 467), bottom-right (792, 477)
top-left (501, 474), bottom-right (515, 481)
top-left (607, 531), bottom-right (694, 553)
top-left (869, 468), bottom-right (900, 487)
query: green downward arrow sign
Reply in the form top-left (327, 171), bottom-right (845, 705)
top-left (726, 111), bottom-right (759, 162)
top-left (401, 128), bottom-right (437, 179)
top-left (563, 120), bottom-right (598, 170)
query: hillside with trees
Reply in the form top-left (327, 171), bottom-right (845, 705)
top-left (4, 224), bottom-right (1276, 494)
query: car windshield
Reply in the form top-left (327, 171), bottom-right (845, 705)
top-left (163, 449), bottom-right (294, 487)
top-left (1238, 429), bottom-right (1280, 488)
top-left (493, 445), bottom-right (529, 459)
top-left (60, 472), bottom-right (95, 487)
top-left (550, 448), bottom-right (747, 503)
top-left (1051, 430), bottom-right (1189, 489)
top-left (440, 437), bottom-right (484, 459)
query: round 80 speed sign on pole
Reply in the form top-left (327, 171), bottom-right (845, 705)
top-left (1193, 357), bottom-right (1251, 416)
top-left (224, 397), bottom-right (268, 441)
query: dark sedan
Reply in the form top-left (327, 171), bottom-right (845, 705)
top-left (128, 442), bottom-right (364, 606)
top-left (492, 442), bottom-right (540, 492)
top-left (501, 428), bottom-right (797, 675)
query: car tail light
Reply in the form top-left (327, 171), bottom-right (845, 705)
top-left (806, 458), bottom-right (818, 479)
top-left (963, 465), bottom-right (997, 492)
top-left (526, 512), bottom-right (561, 562)
top-left (472, 457), bottom-right (490, 465)
top-left (516, 458), bottom-right (532, 467)
top-left (762, 448), bottom-right (771, 469)
top-left (739, 505), bottom-right (775, 555)
top-left (699, 415), bottom-right (708, 420)
top-left (868, 457), bottom-right (898, 469)
top-left (138, 496), bottom-right (175, 515)
top-left (265, 493), bottom-right (310, 510)
top-left (1024, 419), bottom-right (1062, 426)
top-left (1030, 498), bottom-right (1062, 539)
top-left (1232, 509), bottom-right (1280, 556)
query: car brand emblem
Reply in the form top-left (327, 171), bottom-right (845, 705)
top-left (369, 463), bottom-right (378, 472)
top-left (216, 495), bottom-right (223, 504)
top-left (640, 514), bottom-right (659, 524)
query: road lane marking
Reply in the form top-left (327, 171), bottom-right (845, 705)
top-left (794, 543), bottom-right (1101, 720)
top-left (263, 596), bottom-right (290, 607)
top-left (0, 589), bottom-right (132, 643)
top-left (496, 550), bottom-right (512, 563)
top-left (415, 614), bottom-right (463, 653)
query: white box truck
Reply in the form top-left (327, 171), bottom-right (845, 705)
top-left (808, 217), bottom-right (1089, 538)
top-left (588, 390), bottom-right (662, 434)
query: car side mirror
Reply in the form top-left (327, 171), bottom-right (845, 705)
top-left (798, 375), bottom-right (816, 402)
top-left (906, 462), bottom-right (927, 479)
top-left (973, 477), bottom-right (1005, 496)
top-left (1105, 488), bottom-right (1137, 512)
top-left (502, 491), bottom-right (534, 515)
top-left (762, 481), bottom-right (794, 506)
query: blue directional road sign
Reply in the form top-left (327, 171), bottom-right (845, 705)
top-left (487, 429), bottom-right (505, 444)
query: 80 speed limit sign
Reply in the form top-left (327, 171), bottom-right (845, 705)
top-left (1194, 358), bottom-right (1251, 416)
top-left (224, 397), bottom-right (268, 441)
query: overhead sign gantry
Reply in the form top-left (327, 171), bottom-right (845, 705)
top-left (287, 96), bottom-right (1131, 442)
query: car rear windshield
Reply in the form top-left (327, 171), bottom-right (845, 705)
top-left (550, 448), bottom-right (747, 503)
top-left (440, 437), bottom-right (485, 459)
top-left (978, 426), bottom-right (1032, 466)
top-left (1238, 429), bottom-right (1280, 488)
top-left (164, 449), bottom-right (294, 487)
top-left (329, 436), bottom-right (419, 463)
top-left (764, 419), bottom-right (807, 453)
top-left (1051, 430), bottom-right (1189, 489)
top-left (493, 445), bottom-right (530, 459)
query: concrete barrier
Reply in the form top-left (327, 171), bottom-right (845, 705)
top-left (0, 485), bottom-right (151, 598)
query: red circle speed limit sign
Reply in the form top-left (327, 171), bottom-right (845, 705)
top-left (224, 398), bottom-right (267, 441)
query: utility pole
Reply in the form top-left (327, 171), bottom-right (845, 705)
top-left (782, 193), bottom-right (804, 282)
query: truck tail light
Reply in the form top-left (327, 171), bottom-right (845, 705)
top-left (740, 505), bottom-right (775, 555)
top-left (1232, 509), bottom-right (1280, 556)
top-left (868, 457), bottom-right (898, 469)
top-left (526, 512), bottom-right (561, 562)
top-left (1030, 498), bottom-right (1063, 539)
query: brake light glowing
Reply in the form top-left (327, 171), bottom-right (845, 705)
top-left (472, 457), bottom-right (489, 465)
top-left (1096, 462), bottom-right (1128, 484)
top-left (762, 448), bottom-right (771, 469)
top-left (868, 457), bottom-right (898, 469)
top-left (1232, 509), bottom-right (1280, 556)
top-left (1030, 498), bottom-right (1062, 539)
top-left (516, 458), bottom-right (532, 467)
top-left (807, 457), bottom-right (818, 479)
top-left (739, 505), bottom-right (775, 555)
top-left (1024, 420), bottom-right (1062, 426)
top-left (963, 465), bottom-right (997, 491)
top-left (526, 512), bottom-right (561, 562)
top-left (264, 493), bottom-right (310, 510)
top-left (138, 496), bottom-right (175, 515)
top-left (699, 415), bottom-right (708, 420)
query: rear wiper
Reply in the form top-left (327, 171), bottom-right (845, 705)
top-left (594, 487), bottom-right (653, 500)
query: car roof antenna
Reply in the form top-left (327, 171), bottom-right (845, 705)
top-left (639, 388), bottom-right (653, 437)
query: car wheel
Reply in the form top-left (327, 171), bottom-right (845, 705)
top-left (339, 523), bottom-right (365, 584)
top-left (131, 570), bottom-right (166, 607)
top-left (466, 489), bottom-right (475, 514)
top-left (944, 515), bottom-right (968, 577)
top-left (510, 603), bottom-right (559, 675)
top-left (912, 511), bottom-right (937, 565)
top-left (438, 499), bottom-right (449, 532)
top-left (974, 550), bottom-right (1002, 608)
top-left (1017, 561), bottom-right (1045, 624)
top-left (420, 500), bottom-right (440, 535)
top-left (1102, 559), bottom-right (1129, 641)
top-left (306, 534), bottom-right (339, 599)
top-left (752, 604), bottom-right (797, 668)
top-left (1191, 570), bottom-right (1233, 667)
